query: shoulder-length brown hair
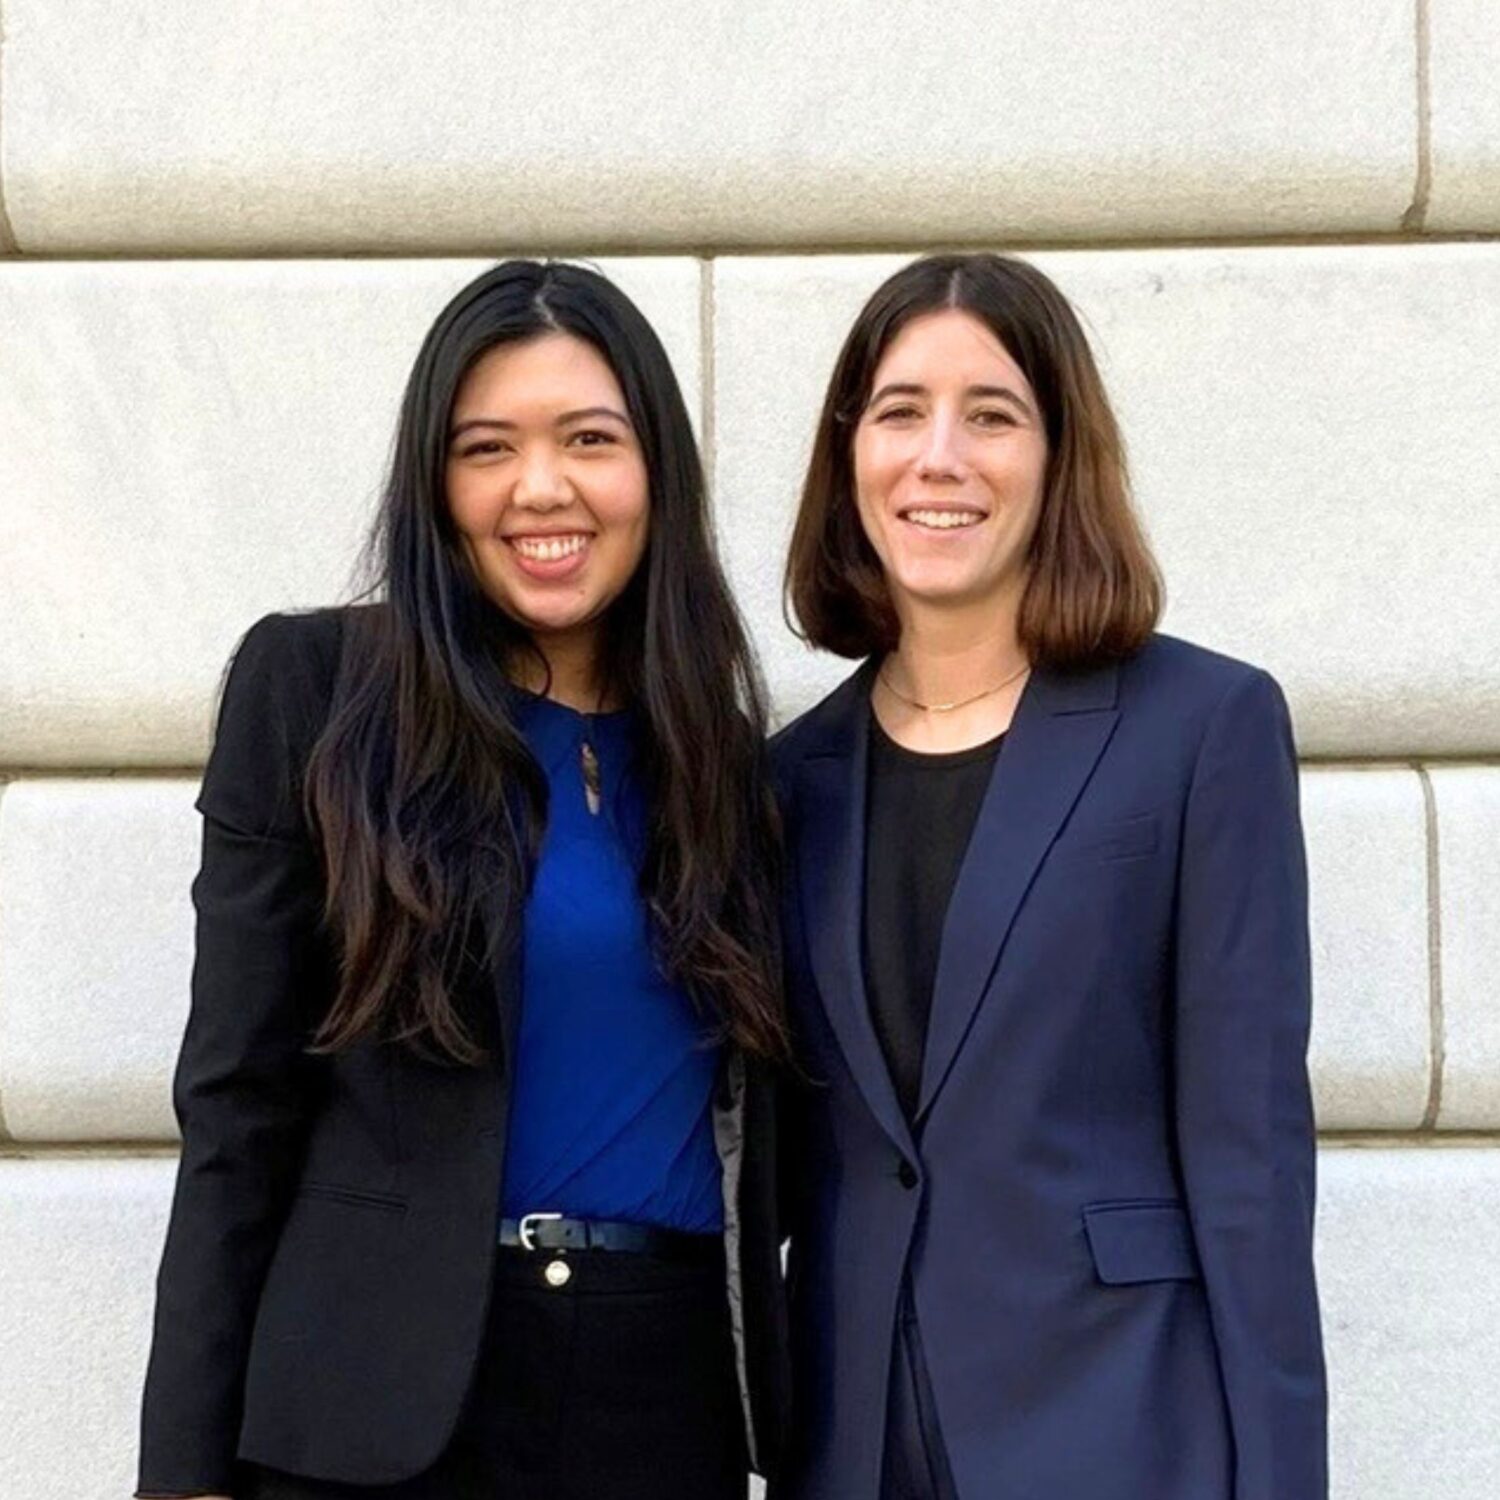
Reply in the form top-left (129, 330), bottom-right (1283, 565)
top-left (785, 252), bottom-right (1162, 668)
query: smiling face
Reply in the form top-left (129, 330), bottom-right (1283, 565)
top-left (445, 332), bottom-right (650, 646)
top-left (852, 308), bottom-right (1049, 623)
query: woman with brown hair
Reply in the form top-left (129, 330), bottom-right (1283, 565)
top-left (772, 253), bottom-right (1326, 1499)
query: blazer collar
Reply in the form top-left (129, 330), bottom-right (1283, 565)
top-left (793, 654), bottom-right (1121, 1143)
top-left (794, 658), bottom-right (912, 1156)
top-left (918, 655), bottom-right (1120, 1118)
top-left (794, 650), bottom-right (1118, 756)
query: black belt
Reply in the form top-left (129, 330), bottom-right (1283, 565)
top-left (498, 1212), bottom-right (720, 1262)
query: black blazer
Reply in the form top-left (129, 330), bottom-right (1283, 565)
top-left (137, 606), bottom-right (790, 1495)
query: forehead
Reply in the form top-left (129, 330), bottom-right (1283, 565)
top-left (453, 331), bottom-right (625, 414)
top-left (872, 308), bottom-right (1028, 389)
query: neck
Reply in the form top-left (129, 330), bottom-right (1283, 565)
top-left (871, 586), bottom-right (1030, 754)
top-left (887, 592), bottom-right (1027, 706)
top-left (513, 624), bottom-right (612, 712)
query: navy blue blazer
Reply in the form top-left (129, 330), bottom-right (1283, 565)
top-left (771, 634), bottom-right (1327, 1500)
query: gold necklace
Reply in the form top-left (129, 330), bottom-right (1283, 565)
top-left (878, 658), bottom-right (1030, 714)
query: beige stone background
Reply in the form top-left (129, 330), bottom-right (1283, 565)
top-left (1, 2), bottom-right (1498, 1496)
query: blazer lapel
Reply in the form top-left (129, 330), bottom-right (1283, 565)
top-left (916, 658), bottom-right (1121, 1122)
top-left (795, 662), bottom-right (917, 1160)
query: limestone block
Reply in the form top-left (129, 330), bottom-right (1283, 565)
top-left (712, 246), bottom-right (1500, 755)
top-left (1428, 0), bottom-right (1500, 229)
top-left (0, 766), bottom-right (1438, 1146)
top-left (1317, 1144), bottom-right (1500, 1499)
top-left (2, 1148), bottom-right (1497, 1498)
top-left (0, 779), bottom-right (199, 1141)
top-left (1303, 769), bottom-right (1431, 1130)
top-left (0, 258), bottom-right (701, 765)
top-left (1429, 768), bottom-right (1500, 1127)
top-left (0, 1156), bottom-right (176, 1499)
top-left (2, 1), bottom-right (1413, 253)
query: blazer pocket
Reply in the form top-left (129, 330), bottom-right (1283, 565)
top-left (1051, 812), bottom-right (1160, 864)
top-left (296, 1181), bottom-right (408, 1214)
top-left (1082, 1200), bottom-right (1200, 1285)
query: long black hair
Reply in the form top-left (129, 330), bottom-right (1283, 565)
top-left (303, 260), bottom-right (786, 1064)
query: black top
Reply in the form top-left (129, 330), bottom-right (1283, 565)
top-left (862, 713), bottom-right (1006, 1121)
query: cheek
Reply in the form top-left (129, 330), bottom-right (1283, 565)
top-left (853, 440), bottom-right (899, 534)
top-left (1015, 438), bottom-right (1049, 497)
top-left (613, 507), bottom-right (651, 571)
top-left (444, 470), bottom-right (497, 536)
top-left (986, 444), bottom-right (1047, 521)
top-left (851, 479), bottom-right (886, 551)
top-left (852, 430), bottom-right (900, 498)
top-left (594, 462), bottom-right (650, 534)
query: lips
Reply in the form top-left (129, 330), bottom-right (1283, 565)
top-left (899, 507), bottom-right (987, 531)
top-left (505, 531), bottom-right (593, 579)
top-left (508, 532), bottom-right (591, 560)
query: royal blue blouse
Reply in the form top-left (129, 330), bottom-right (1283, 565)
top-left (498, 691), bottom-right (725, 1233)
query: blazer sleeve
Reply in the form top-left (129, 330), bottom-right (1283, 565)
top-left (136, 613), bottom-right (338, 1497)
top-left (1172, 667), bottom-right (1328, 1500)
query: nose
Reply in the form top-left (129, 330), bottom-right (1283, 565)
top-left (915, 409), bottom-right (967, 483)
top-left (513, 444), bottom-right (573, 509)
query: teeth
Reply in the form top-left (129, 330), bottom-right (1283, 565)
top-left (513, 534), bottom-right (589, 561)
top-left (905, 509), bottom-right (982, 530)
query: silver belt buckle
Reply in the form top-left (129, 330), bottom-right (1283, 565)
top-left (518, 1211), bottom-right (563, 1251)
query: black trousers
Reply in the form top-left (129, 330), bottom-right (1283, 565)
top-left (240, 1243), bottom-right (747, 1500)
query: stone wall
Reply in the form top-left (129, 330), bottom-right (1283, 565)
top-left (1, 3), bottom-right (1497, 1495)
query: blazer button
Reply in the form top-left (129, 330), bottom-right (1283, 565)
top-left (897, 1160), bottom-right (919, 1190)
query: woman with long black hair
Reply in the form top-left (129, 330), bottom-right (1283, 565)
top-left (136, 261), bottom-right (789, 1500)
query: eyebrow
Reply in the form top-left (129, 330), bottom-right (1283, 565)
top-left (867, 381), bottom-right (1033, 414)
top-left (449, 406), bottom-right (632, 440)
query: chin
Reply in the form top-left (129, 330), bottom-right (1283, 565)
top-left (522, 590), bottom-right (621, 636)
top-left (889, 563), bottom-right (985, 605)
top-left (512, 605), bottom-right (599, 637)
top-left (478, 584), bottom-right (583, 635)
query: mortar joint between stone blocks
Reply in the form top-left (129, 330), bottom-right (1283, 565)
top-left (1400, 0), bottom-right (1432, 232)
top-left (0, 773), bottom-right (9, 1140)
top-left (1414, 762), bottom-right (1444, 1130)
top-left (0, 0), bottom-right (20, 256)
top-left (4, 229), bottom-right (1499, 263)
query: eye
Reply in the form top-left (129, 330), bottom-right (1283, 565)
top-left (874, 404), bottom-right (922, 423)
top-left (457, 438), bottom-right (511, 458)
top-left (568, 428), bottom-right (620, 448)
top-left (972, 408), bottom-right (1018, 429)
